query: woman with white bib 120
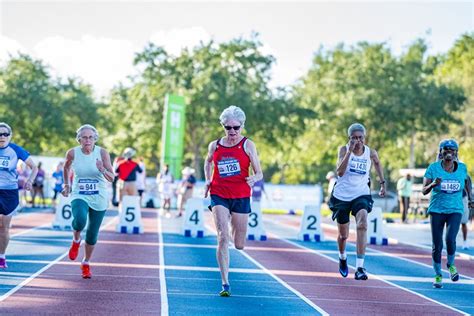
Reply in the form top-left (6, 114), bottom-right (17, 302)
top-left (204, 105), bottom-right (263, 297)
top-left (62, 124), bottom-right (114, 279)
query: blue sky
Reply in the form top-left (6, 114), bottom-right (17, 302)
top-left (0, 1), bottom-right (472, 97)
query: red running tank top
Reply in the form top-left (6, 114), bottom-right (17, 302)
top-left (210, 137), bottom-right (251, 199)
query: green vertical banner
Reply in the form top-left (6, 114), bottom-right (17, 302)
top-left (161, 94), bottom-right (186, 179)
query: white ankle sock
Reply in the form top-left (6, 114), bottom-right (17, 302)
top-left (339, 252), bottom-right (347, 260)
top-left (356, 258), bottom-right (364, 268)
top-left (0, 254), bottom-right (5, 259)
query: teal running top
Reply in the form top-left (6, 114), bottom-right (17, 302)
top-left (424, 160), bottom-right (467, 214)
top-left (71, 146), bottom-right (108, 211)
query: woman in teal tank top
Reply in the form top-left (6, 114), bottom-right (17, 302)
top-left (423, 139), bottom-right (473, 289)
top-left (62, 124), bottom-right (114, 279)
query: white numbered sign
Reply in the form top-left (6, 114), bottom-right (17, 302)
top-left (298, 204), bottom-right (324, 242)
top-left (52, 195), bottom-right (73, 230)
top-left (182, 198), bottom-right (206, 237)
top-left (117, 195), bottom-right (144, 234)
top-left (367, 206), bottom-right (388, 245)
top-left (247, 201), bottom-right (267, 241)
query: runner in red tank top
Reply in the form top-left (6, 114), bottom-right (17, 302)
top-left (204, 105), bottom-right (263, 297)
top-left (210, 137), bottom-right (251, 199)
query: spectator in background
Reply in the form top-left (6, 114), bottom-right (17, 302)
top-left (397, 174), bottom-right (413, 223)
top-left (51, 162), bottom-right (64, 207)
top-left (31, 162), bottom-right (46, 208)
top-left (17, 163), bottom-right (30, 210)
top-left (326, 171), bottom-right (337, 203)
top-left (251, 179), bottom-right (267, 202)
top-left (115, 148), bottom-right (142, 202)
top-left (136, 157), bottom-right (147, 205)
top-left (177, 166), bottom-right (196, 217)
top-left (157, 164), bottom-right (174, 218)
top-left (111, 155), bottom-right (125, 207)
top-left (461, 175), bottom-right (472, 249)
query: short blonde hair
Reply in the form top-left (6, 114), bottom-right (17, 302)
top-left (0, 122), bottom-right (12, 134)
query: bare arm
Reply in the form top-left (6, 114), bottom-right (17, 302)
top-left (62, 149), bottom-right (74, 196)
top-left (465, 177), bottom-right (472, 207)
top-left (244, 140), bottom-right (263, 187)
top-left (336, 145), bottom-right (351, 177)
top-left (203, 141), bottom-right (217, 198)
top-left (370, 148), bottom-right (386, 197)
top-left (97, 148), bottom-right (114, 182)
top-left (23, 157), bottom-right (38, 191)
top-left (422, 177), bottom-right (441, 195)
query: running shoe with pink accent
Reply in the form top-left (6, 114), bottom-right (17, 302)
top-left (0, 258), bottom-right (7, 269)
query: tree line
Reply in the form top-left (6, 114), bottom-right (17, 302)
top-left (1, 33), bottom-right (472, 188)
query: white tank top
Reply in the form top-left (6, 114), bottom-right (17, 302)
top-left (333, 145), bottom-right (372, 201)
top-left (71, 146), bottom-right (108, 211)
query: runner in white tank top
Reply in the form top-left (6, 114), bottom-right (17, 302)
top-left (329, 123), bottom-right (386, 281)
top-left (62, 124), bottom-right (114, 279)
top-left (333, 144), bottom-right (372, 201)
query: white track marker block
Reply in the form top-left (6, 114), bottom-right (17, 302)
top-left (247, 201), bottom-right (267, 241)
top-left (367, 206), bottom-right (388, 245)
top-left (116, 195), bottom-right (144, 234)
top-left (182, 198), bottom-right (206, 238)
top-left (298, 204), bottom-right (324, 242)
top-left (52, 195), bottom-right (73, 230)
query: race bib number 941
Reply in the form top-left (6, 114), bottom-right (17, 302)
top-left (440, 180), bottom-right (461, 194)
top-left (78, 179), bottom-right (99, 195)
top-left (218, 158), bottom-right (241, 178)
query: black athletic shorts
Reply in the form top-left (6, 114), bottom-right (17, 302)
top-left (328, 194), bottom-right (373, 224)
top-left (208, 194), bottom-right (251, 214)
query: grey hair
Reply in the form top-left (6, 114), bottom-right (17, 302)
top-left (347, 123), bottom-right (366, 137)
top-left (0, 122), bottom-right (12, 134)
top-left (219, 105), bottom-right (246, 127)
top-left (76, 124), bottom-right (99, 142)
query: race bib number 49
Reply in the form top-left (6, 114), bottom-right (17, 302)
top-left (349, 157), bottom-right (367, 175)
top-left (440, 180), bottom-right (461, 194)
top-left (78, 179), bottom-right (99, 195)
top-left (218, 158), bottom-right (241, 178)
top-left (0, 156), bottom-right (10, 170)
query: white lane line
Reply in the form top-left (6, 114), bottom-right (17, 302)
top-left (204, 224), bottom-right (329, 316)
top-left (320, 221), bottom-right (474, 262)
top-left (316, 222), bottom-right (474, 280)
top-left (0, 216), bottom-right (117, 302)
top-left (157, 216), bottom-right (169, 316)
top-left (10, 223), bottom-right (51, 238)
top-left (276, 236), bottom-right (469, 316)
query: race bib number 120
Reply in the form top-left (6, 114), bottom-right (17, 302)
top-left (218, 158), bottom-right (241, 178)
top-left (78, 179), bottom-right (99, 195)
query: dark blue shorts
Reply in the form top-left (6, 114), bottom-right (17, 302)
top-left (328, 194), bottom-right (373, 224)
top-left (209, 194), bottom-right (251, 214)
top-left (0, 189), bottom-right (20, 216)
